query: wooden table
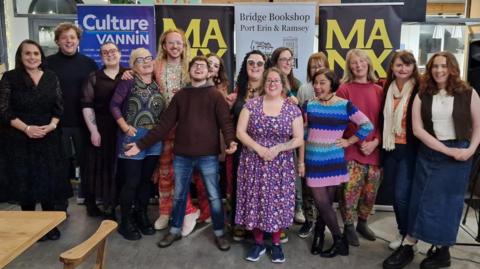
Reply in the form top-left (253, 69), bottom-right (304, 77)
top-left (0, 211), bottom-right (66, 268)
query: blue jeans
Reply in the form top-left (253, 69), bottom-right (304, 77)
top-left (383, 144), bottom-right (416, 236)
top-left (170, 155), bottom-right (225, 236)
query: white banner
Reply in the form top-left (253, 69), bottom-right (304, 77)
top-left (234, 3), bottom-right (316, 83)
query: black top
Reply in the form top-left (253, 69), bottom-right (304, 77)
top-left (46, 50), bottom-right (98, 127)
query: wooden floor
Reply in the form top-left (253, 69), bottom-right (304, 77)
top-left (1, 200), bottom-right (480, 269)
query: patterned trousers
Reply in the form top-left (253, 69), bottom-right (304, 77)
top-left (151, 131), bottom-right (201, 216)
top-left (339, 160), bottom-right (382, 225)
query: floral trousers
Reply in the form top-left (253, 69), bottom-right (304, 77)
top-left (339, 160), bottom-right (382, 225)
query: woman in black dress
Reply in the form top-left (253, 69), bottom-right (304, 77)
top-left (0, 39), bottom-right (71, 240)
top-left (81, 42), bottom-right (125, 219)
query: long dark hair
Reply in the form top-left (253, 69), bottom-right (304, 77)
top-left (235, 50), bottom-right (267, 100)
top-left (15, 39), bottom-right (46, 70)
top-left (383, 50), bottom-right (419, 93)
top-left (420, 51), bottom-right (471, 96)
top-left (206, 53), bottom-right (229, 89)
top-left (269, 47), bottom-right (298, 90)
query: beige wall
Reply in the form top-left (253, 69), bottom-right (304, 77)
top-left (469, 0), bottom-right (480, 34)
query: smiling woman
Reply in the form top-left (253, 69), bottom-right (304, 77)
top-left (0, 39), bottom-right (71, 240)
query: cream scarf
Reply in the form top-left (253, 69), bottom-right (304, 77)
top-left (383, 79), bottom-right (414, 151)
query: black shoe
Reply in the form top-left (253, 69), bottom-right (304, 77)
top-left (382, 245), bottom-right (414, 269)
top-left (420, 246), bottom-right (451, 269)
top-left (134, 206), bottom-right (155, 235)
top-left (310, 229), bottom-right (325, 255)
top-left (157, 232), bottom-right (182, 248)
top-left (298, 220), bottom-right (314, 239)
top-left (320, 234), bottom-right (349, 258)
top-left (356, 219), bottom-right (376, 241)
top-left (46, 227), bottom-right (61, 240)
top-left (103, 206), bottom-right (117, 221)
top-left (86, 204), bottom-right (103, 217)
top-left (344, 224), bottom-right (360, 246)
top-left (215, 234), bottom-right (231, 251)
top-left (118, 207), bottom-right (141, 241)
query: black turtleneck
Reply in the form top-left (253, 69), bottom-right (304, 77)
top-left (45, 50), bottom-right (98, 127)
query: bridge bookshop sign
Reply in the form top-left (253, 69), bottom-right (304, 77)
top-left (235, 3), bottom-right (316, 84)
top-left (78, 5), bottom-right (156, 68)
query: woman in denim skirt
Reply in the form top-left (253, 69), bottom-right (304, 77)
top-left (383, 51), bottom-right (480, 269)
top-left (110, 48), bottom-right (166, 241)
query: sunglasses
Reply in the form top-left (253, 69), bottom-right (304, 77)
top-left (247, 60), bottom-right (265, 67)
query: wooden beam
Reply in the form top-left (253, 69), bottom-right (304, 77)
top-left (427, 3), bottom-right (465, 15)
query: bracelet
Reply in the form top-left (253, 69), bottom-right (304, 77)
top-left (50, 122), bottom-right (57, 129)
top-left (298, 162), bottom-right (305, 167)
top-left (125, 126), bottom-right (131, 133)
top-left (23, 125), bottom-right (30, 132)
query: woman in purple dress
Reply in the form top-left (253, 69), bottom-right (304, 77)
top-left (235, 67), bottom-right (303, 263)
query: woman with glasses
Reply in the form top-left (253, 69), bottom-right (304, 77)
top-left (336, 49), bottom-right (383, 247)
top-left (81, 42), bottom-right (126, 219)
top-left (235, 67), bottom-right (303, 263)
top-left (270, 47), bottom-right (303, 242)
top-left (110, 48), bottom-right (166, 240)
top-left (231, 50), bottom-right (267, 241)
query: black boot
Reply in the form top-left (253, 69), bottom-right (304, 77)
top-left (118, 206), bottom-right (141, 240)
top-left (344, 224), bottom-right (360, 246)
top-left (86, 202), bottom-right (103, 217)
top-left (134, 205), bottom-right (155, 235)
top-left (310, 228), bottom-right (325, 255)
top-left (320, 234), bottom-right (349, 258)
top-left (382, 244), bottom-right (414, 269)
top-left (420, 246), bottom-right (451, 269)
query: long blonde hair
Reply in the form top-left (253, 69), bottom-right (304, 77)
top-left (156, 29), bottom-right (190, 78)
top-left (341, 49), bottom-right (378, 84)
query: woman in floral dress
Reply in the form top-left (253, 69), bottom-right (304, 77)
top-left (235, 67), bottom-right (303, 263)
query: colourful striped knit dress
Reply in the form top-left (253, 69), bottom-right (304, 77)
top-left (304, 98), bottom-right (373, 187)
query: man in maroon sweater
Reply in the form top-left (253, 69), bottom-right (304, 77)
top-left (125, 56), bottom-right (237, 251)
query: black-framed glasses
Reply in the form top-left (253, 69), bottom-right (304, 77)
top-left (134, 56), bottom-right (153, 64)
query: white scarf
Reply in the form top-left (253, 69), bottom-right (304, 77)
top-left (383, 79), bottom-right (414, 151)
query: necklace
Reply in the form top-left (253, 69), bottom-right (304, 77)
top-left (247, 82), bottom-right (261, 99)
top-left (318, 94), bottom-right (334, 102)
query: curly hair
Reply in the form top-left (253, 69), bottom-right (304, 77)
top-left (420, 51), bottom-right (471, 96)
top-left (235, 50), bottom-right (267, 100)
top-left (156, 29), bottom-right (190, 79)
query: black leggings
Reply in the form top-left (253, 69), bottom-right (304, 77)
top-left (310, 186), bottom-right (341, 236)
top-left (118, 156), bottom-right (158, 210)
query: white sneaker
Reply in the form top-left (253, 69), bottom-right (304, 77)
top-left (388, 235), bottom-right (418, 252)
top-left (388, 236), bottom-right (403, 250)
top-left (294, 209), bottom-right (305, 224)
top-left (154, 215), bottom-right (170, 230)
top-left (181, 210), bottom-right (200, 236)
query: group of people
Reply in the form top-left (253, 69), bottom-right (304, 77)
top-left (0, 21), bottom-right (479, 269)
